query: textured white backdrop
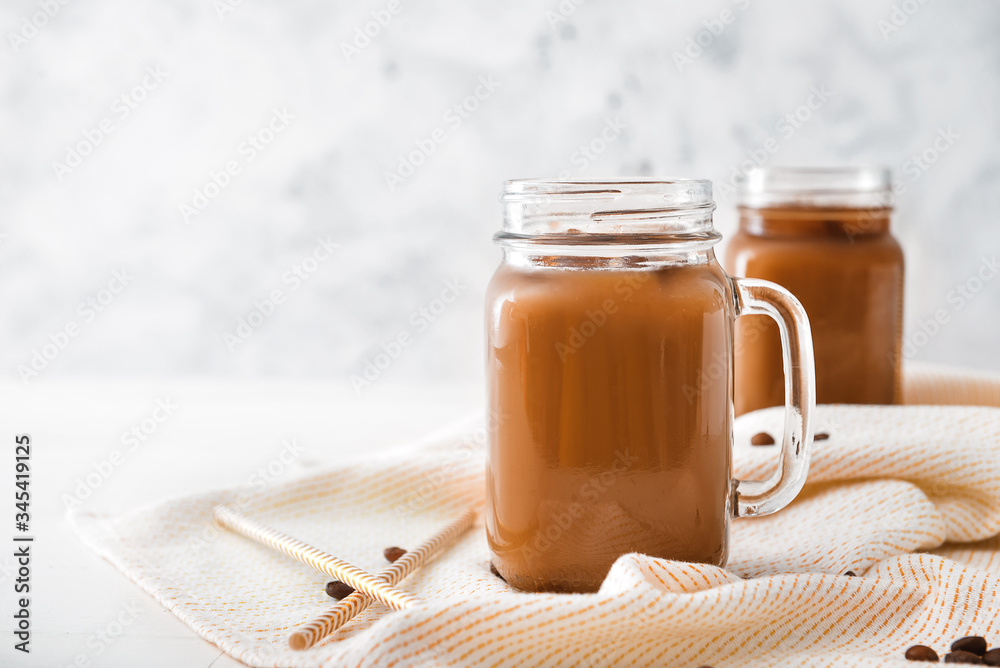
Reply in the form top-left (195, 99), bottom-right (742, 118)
top-left (1, 0), bottom-right (998, 388)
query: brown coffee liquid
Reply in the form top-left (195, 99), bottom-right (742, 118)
top-left (486, 258), bottom-right (734, 593)
top-left (726, 206), bottom-right (904, 415)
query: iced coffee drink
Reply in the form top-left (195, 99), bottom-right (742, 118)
top-left (725, 168), bottom-right (904, 415)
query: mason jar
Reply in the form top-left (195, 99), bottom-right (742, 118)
top-left (726, 167), bottom-right (904, 415)
top-left (486, 178), bottom-right (816, 593)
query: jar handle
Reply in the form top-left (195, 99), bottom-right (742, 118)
top-left (731, 277), bottom-right (816, 517)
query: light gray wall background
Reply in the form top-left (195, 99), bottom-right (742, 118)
top-left (2, 0), bottom-right (998, 389)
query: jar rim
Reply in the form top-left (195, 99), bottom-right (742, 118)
top-left (739, 166), bottom-right (894, 208)
top-left (502, 177), bottom-right (714, 209)
top-left (499, 178), bottom-right (717, 244)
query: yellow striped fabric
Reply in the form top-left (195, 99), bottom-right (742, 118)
top-left (70, 363), bottom-right (1000, 667)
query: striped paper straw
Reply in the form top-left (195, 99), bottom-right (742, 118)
top-left (289, 509), bottom-right (476, 650)
top-left (213, 504), bottom-right (419, 612)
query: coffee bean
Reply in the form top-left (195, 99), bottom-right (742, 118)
top-left (905, 645), bottom-right (940, 661)
top-left (844, 571), bottom-right (856, 577)
top-left (982, 648), bottom-right (1000, 666)
top-left (946, 650), bottom-right (984, 664)
top-left (814, 432), bottom-right (830, 441)
top-left (953, 637), bottom-right (988, 657)
top-left (384, 546), bottom-right (407, 563)
top-left (325, 580), bottom-right (355, 599)
top-left (751, 432), bottom-right (775, 446)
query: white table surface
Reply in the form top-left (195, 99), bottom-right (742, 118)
top-left (0, 380), bottom-right (483, 668)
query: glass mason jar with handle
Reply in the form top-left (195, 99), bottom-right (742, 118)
top-left (486, 178), bottom-right (816, 593)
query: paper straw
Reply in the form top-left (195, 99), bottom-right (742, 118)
top-left (289, 509), bottom-right (476, 650)
top-left (213, 504), bottom-right (419, 612)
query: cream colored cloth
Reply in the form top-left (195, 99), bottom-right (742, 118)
top-left (71, 362), bottom-right (1000, 667)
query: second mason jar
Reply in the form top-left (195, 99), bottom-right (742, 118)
top-left (725, 167), bottom-right (905, 415)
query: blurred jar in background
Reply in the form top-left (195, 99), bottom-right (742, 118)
top-left (726, 167), bottom-right (904, 415)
